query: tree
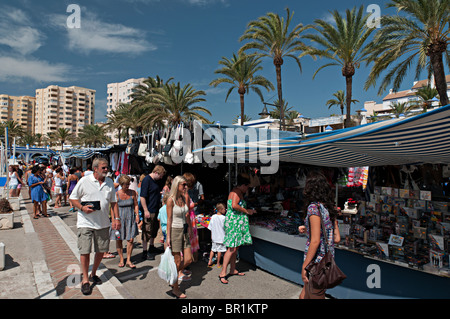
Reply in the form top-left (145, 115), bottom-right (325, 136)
top-left (303, 6), bottom-right (374, 127)
top-left (239, 7), bottom-right (308, 130)
top-left (53, 128), bottom-right (71, 151)
top-left (78, 124), bottom-right (111, 147)
top-left (210, 52), bottom-right (274, 125)
top-left (326, 90), bottom-right (359, 115)
top-left (232, 114), bottom-right (252, 124)
top-left (389, 101), bottom-right (414, 117)
top-left (365, 0), bottom-right (450, 107)
top-left (414, 85), bottom-right (440, 112)
top-left (1, 120), bottom-right (25, 156)
top-left (105, 103), bottom-right (130, 144)
top-left (268, 98), bottom-right (293, 119)
top-left (146, 82), bottom-right (212, 126)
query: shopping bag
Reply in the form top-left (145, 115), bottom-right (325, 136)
top-left (158, 247), bottom-right (178, 285)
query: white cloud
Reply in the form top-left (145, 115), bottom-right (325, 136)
top-left (0, 7), bottom-right (44, 55)
top-left (50, 11), bottom-right (157, 55)
top-left (0, 56), bottom-right (73, 83)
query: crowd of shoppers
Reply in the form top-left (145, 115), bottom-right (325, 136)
top-left (14, 156), bottom-right (341, 300)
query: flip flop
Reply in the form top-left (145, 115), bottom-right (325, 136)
top-left (218, 276), bottom-right (228, 284)
top-left (229, 272), bottom-right (245, 276)
top-left (103, 253), bottom-right (116, 259)
top-left (118, 262), bottom-right (125, 268)
top-left (126, 263), bottom-right (136, 269)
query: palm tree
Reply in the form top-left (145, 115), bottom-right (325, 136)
top-left (43, 132), bottom-right (55, 147)
top-left (232, 114), bottom-right (252, 124)
top-left (34, 133), bottom-right (43, 147)
top-left (414, 85), bottom-right (440, 112)
top-left (268, 98), bottom-right (293, 119)
top-left (105, 103), bottom-right (130, 144)
top-left (239, 8), bottom-right (308, 130)
top-left (210, 52), bottom-right (274, 125)
top-left (1, 120), bottom-right (25, 156)
top-left (78, 124), bottom-right (111, 147)
top-left (53, 128), bottom-right (72, 151)
top-left (303, 6), bottom-right (374, 127)
top-left (389, 101), bottom-right (413, 117)
top-left (20, 133), bottom-right (35, 147)
top-left (326, 90), bottom-right (359, 115)
top-left (365, 0), bottom-right (450, 107)
top-left (146, 82), bottom-right (212, 126)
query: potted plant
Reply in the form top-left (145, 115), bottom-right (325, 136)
top-left (0, 198), bottom-right (14, 230)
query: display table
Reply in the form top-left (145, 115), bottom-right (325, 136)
top-left (239, 225), bottom-right (450, 299)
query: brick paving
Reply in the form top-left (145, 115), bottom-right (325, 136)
top-left (23, 191), bottom-right (104, 299)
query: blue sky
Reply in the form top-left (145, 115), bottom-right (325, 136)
top-left (0, 0), bottom-right (444, 125)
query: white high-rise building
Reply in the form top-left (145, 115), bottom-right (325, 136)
top-left (106, 77), bottom-right (146, 114)
top-left (106, 77), bottom-right (146, 144)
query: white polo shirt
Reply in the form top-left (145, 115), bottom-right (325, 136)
top-left (69, 174), bottom-right (117, 229)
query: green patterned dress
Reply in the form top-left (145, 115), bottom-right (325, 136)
top-left (223, 199), bottom-right (253, 248)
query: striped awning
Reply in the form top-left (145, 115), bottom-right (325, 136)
top-left (195, 104), bottom-right (450, 168)
top-left (61, 149), bottom-right (96, 160)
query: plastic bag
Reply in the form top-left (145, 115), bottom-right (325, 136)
top-left (158, 247), bottom-right (178, 285)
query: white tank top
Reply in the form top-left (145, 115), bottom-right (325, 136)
top-left (171, 198), bottom-right (188, 229)
top-left (54, 176), bottom-right (62, 187)
top-left (9, 172), bottom-right (18, 186)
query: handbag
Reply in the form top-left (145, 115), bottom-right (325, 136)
top-left (305, 205), bottom-right (346, 290)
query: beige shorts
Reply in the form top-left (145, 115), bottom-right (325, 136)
top-left (170, 227), bottom-right (190, 253)
top-left (77, 227), bottom-right (110, 255)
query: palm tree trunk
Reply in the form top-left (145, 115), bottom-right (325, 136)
top-left (345, 76), bottom-right (353, 127)
top-left (275, 63), bottom-right (284, 130)
top-left (239, 93), bottom-right (245, 126)
top-left (429, 51), bottom-right (449, 106)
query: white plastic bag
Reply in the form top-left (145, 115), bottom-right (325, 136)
top-left (158, 247), bottom-right (178, 285)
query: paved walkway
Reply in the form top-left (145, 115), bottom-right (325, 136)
top-left (1, 187), bottom-right (302, 301)
top-left (0, 190), bottom-right (125, 299)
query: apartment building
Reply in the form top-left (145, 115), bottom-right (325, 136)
top-left (35, 85), bottom-right (95, 137)
top-left (364, 74), bottom-right (450, 117)
top-left (0, 95), bottom-right (35, 133)
top-left (106, 77), bottom-right (145, 114)
top-left (106, 77), bottom-right (145, 144)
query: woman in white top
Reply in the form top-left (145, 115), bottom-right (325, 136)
top-left (166, 175), bottom-right (192, 299)
top-left (7, 165), bottom-right (23, 197)
top-left (53, 168), bottom-right (65, 208)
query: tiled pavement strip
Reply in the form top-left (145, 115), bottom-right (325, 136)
top-left (22, 191), bottom-right (123, 299)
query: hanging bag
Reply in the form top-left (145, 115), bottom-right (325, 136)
top-left (305, 205), bottom-right (346, 290)
top-left (137, 135), bottom-right (148, 157)
top-left (157, 247), bottom-right (178, 285)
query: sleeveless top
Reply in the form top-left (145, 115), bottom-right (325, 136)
top-left (9, 172), bottom-right (18, 186)
top-left (171, 197), bottom-right (188, 229)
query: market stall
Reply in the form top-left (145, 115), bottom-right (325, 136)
top-left (193, 105), bottom-right (450, 299)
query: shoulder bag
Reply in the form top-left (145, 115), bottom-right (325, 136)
top-left (305, 205), bottom-right (346, 290)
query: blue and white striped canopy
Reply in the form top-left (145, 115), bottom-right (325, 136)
top-left (61, 149), bottom-right (95, 160)
top-left (195, 104), bottom-right (450, 168)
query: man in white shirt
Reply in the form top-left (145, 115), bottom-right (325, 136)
top-left (69, 158), bottom-right (120, 295)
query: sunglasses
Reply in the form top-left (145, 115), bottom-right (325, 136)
top-left (181, 183), bottom-right (188, 187)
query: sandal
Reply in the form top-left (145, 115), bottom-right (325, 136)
top-left (218, 276), bottom-right (228, 284)
top-left (103, 252), bottom-right (116, 259)
top-left (229, 271), bottom-right (245, 276)
top-left (172, 290), bottom-right (187, 299)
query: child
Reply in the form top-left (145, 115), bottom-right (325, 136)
top-left (157, 193), bottom-right (169, 249)
top-left (207, 203), bottom-right (226, 267)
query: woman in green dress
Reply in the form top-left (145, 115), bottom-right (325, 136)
top-left (219, 174), bottom-right (256, 284)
